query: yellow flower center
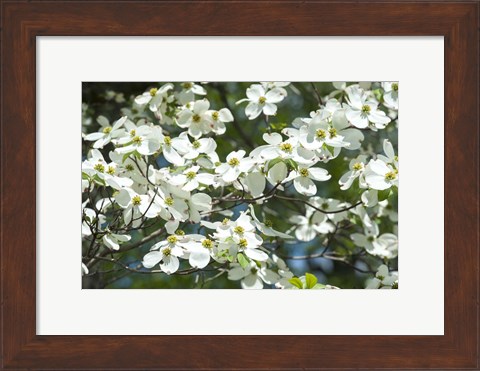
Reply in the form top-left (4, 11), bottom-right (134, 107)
top-left (186, 171), bottom-right (196, 180)
top-left (264, 219), bottom-right (273, 227)
top-left (132, 136), bottom-right (142, 145)
top-left (352, 162), bottom-right (363, 171)
top-left (299, 168), bottom-right (309, 177)
top-left (102, 126), bottom-right (112, 134)
top-left (107, 166), bottom-right (115, 175)
top-left (316, 129), bottom-right (326, 139)
top-left (167, 235), bottom-right (178, 244)
top-left (280, 143), bottom-right (293, 153)
top-left (234, 226), bottom-right (245, 235)
top-left (165, 197), bottom-right (174, 206)
top-left (163, 136), bottom-right (172, 146)
top-left (202, 239), bottom-right (213, 249)
top-left (192, 114), bottom-right (201, 123)
top-left (361, 105), bottom-right (371, 114)
top-left (130, 129), bottom-right (136, 137)
top-left (149, 88), bottom-right (158, 96)
top-left (211, 111), bottom-right (219, 121)
top-left (328, 127), bottom-right (337, 138)
top-left (132, 195), bottom-right (142, 205)
top-left (162, 247), bottom-right (172, 256)
top-left (222, 218), bottom-right (230, 225)
top-left (392, 83), bottom-right (398, 92)
top-left (258, 96), bottom-right (267, 104)
top-left (176, 230), bottom-right (185, 236)
top-left (182, 82), bottom-right (193, 89)
top-left (192, 140), bottom-right (201, 149)
top-left (385, 171), bottom-right (397, 181)
top-left (239, 238), bottom-right (248, 248)
top-left (228, 157), bottom-right (240, 166)
top-left (94, 163), bottom-right (105, 173)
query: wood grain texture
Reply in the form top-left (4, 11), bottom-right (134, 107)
top-left (0, 1), bottom-right (478, 369)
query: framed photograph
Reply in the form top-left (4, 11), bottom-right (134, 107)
top-left (1, 1), bottom-right (478, 369)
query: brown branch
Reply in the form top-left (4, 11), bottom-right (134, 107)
top-left (85, 227), bottom-right (165, 268)
top-left (274, 195), bottom-right (362, 214)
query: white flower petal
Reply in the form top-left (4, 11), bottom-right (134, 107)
top-left (308, 167), bottom-right (331, 181)
top-left (228, 267), bottom-right (246, 280)
top-left (246, 84), bottom-right (264, 100)
top-left (263, 132), bottom-right (283, 145)
top-left (265, 88), bottom-right (286, 103)
top-left (160, 255), bottom-right (180, 274)
top-left (268, 162), bottom-right (288, 184)
top-left (346, 109), bottom-right (368, 129)
top-left (244, 248), bottom-right (269, 262)
top-left (188, 249), bottom-right (210, 269)
top-left (142, 251), bottom-right (163, 268)
top-left (218, 108), bottom-right (233, 122)
top-left (262, 102), bottom-right (277, 116)
top-left (244, 172), bottom-right (266, 197)
top-left (241, 274), bottom-right (264, 289)
top-left (294, 177), bottom-right (317, 196)
top-left (245, 102), bottom-right (263, 120)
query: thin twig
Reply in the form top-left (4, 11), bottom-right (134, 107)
top-left (274, 195), bottom-right (362, 214)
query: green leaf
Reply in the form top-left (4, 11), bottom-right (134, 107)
top-left (312, 283), bottom-right (326, 289)
top-left (284, 158), bottom-right (298, 171)
top-left (237, 253), bottom-right (249, 269)
top-left (93, 174), bottom-right (106, 186)
top-left (269, 122), bottom-right (287, 131)
top-left (122, 152), bottom-right (134, 163)
top-left (373, 88), bottom-right (384, 102)
top-left (82, 172), bottom-right (90, 180)
top-left (289, 277), bottom-right (304, 289)
top-left (305, 272), bottom-right (318, 289)
top-left (378, 189), bottom-right (392, 202)
top-left (266, 157), bottom-right (283, 171)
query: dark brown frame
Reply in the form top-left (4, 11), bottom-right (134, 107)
top-left (1, 1), bottom-right (478, 369)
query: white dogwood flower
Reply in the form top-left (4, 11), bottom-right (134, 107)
top-left (215, 150), bottom-right (255, 183)
top-left (285, 165), bottom-right (331, 196)
top-left (177, 99), bottom-right (212, 138)
top-left (176, 82), bottom-right (207, 104)
top-left (364, 159), bottom-right (398, 190)
top-left (142, 235), bottom-right (187, 274)
top-left (351, 224), bottom-right (398, 259)
top-left (345, 86), bottom-right (391, 129)
top-left (228, 262), bottom-right (279, 289)
top-left (84, 116), bottom-right (127, 149)
top-left (134, 83), bottom-right (173, 112)
top-left (102, 232), bottom-right (131, 251)
top-left (382, 82), bottom-right (399, 110)
top-left (236, 84), bottom-right (287, 120)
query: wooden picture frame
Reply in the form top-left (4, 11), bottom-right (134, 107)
top-left (1, 1), bottom-right (478, 369)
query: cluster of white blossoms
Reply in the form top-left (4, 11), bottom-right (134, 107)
top-left (82, 81), bottom-right (399, 289)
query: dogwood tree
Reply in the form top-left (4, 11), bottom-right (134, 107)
top-left (82, 82), bottom-right (398, 289)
